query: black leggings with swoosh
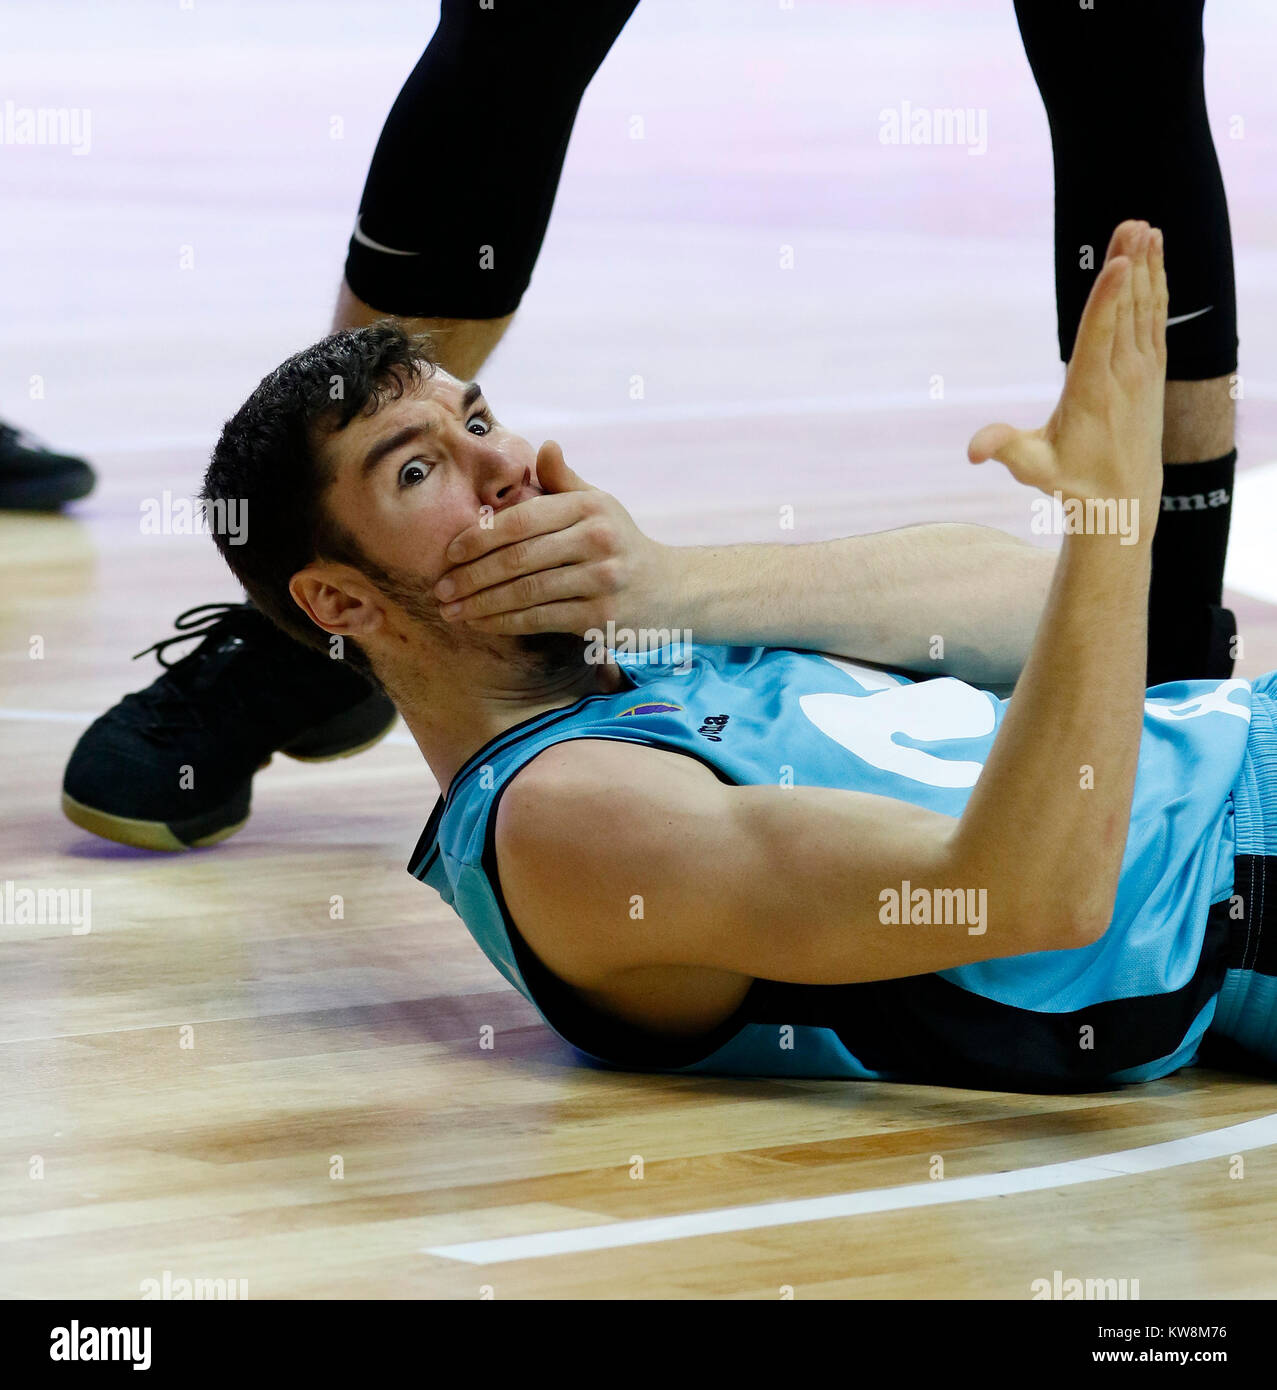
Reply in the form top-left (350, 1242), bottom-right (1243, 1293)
top-left (343, 0), bottom-right (640, 321)
top-left (1014, 0), bottom-right (1237, 382)
top-left (346, 0), bottom-right (1237, 381)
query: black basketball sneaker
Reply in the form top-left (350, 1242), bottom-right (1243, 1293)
top-left (62, 602), bottom-right (399, 850)
top-left (0, 420), bottom-right (96, 509)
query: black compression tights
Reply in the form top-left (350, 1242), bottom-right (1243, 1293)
top-left (343, 0), bottom-right (640, 320)
top-left (347, 0), bottom-right (1238, 384)
top-left (1017, 1), bottom-right (1240, 684)
top-left (1014, 0), bottom-right (1238, 382)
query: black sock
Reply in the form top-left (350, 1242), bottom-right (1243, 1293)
top-left (1147, 449), bottom-right (1237, 685)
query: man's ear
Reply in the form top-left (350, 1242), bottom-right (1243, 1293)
top-left (289, 565), bottom-right (384, 645)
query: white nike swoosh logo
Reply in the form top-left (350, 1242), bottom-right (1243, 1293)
top-left (1166, 305), bottom-right (1213, 327)
top-left (352, 215), bottom-right (421, 257)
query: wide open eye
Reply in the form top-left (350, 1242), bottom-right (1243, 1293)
top-left (397, 459), bottom-right (431, 489)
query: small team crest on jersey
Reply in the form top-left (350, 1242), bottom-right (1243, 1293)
top-left (618, 701), bottom-right (683, 718)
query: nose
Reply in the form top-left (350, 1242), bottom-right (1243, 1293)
top-left (493, 463), bottom-right (538, 506)
top-left (468, 435), bottom-right (535, 509)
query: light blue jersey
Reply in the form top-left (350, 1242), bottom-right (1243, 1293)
top-left (409, 643), bottom-right (1264, 1091)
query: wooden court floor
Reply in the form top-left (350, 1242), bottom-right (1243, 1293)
top-left (3, 0), bottom-right (1277, 1299)
top-left (4, 472), bottom-right (1277, 1301)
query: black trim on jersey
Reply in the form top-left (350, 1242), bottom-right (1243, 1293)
top-left (743, 892), bottom-right (1237, 1092)
top-left (481, 734), bottom-right (756, 1071)
top-left (412, 694), bottom-right (1248, 1092)
top-left (407, 795), bottom-right (447, 881)
top-left (406, 668), bottom-right (640, 880)
top-left (476, 731), bottom-right (1241, 1090)
top-left (1196, 852), bottom-right (1277, 1077)
top-left (1224, 854), bottom-right (1277, 976)
top-left (1195, 1031), bottom-right (1277, 1078)
top-left (445, 671), bottom-right (639, 807)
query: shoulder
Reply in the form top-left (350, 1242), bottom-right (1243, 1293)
top-left (498, 736), bottom-right (723, 830)
top-left (492, 738), bottom-right (726, 986)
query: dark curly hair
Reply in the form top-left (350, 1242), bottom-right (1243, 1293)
top-left (200, 321), bottom-right (441, 678)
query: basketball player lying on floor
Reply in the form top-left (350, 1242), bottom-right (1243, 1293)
top-left (201, 219), bottom-right (1275, 1093)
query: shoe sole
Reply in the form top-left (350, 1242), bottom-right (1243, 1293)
top-left (61, 713), bottom-right (399, 851)
top-left (0, 469), bottom-right (96, 510)
top-left (282, 717), bottom-right (399, 763)
top-left (61, 791), bottom-right (249, 852)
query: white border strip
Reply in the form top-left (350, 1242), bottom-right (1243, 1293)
top-left (1224, 458), bottom-right (1277, 605)
top-left (422, 1113), bottom-right (1277, 1264)
top-left (0, 709), bottom-right (93, 724)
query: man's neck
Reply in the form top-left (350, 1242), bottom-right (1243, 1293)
top-left (393, 654), bottom-right (633, 797)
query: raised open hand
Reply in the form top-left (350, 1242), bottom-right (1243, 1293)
top-left (968, 219), bottom-right (1167, 530)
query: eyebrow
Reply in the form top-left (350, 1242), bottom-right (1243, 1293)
top-left (360, 381), bottom-right (487, 478)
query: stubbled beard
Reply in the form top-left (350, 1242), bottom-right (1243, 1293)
top-left (509, 627), bottom-right (592, 678)
top-left (362, 555), bottom-right (589, 684)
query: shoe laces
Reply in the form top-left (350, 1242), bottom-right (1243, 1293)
top-left (131, 601), bottom-right (248, 668)
top-left (125, 602), bottom-right (263, 740)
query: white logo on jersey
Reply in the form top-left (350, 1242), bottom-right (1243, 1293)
top-left (801, 657), bottom-right (994, 788)
top-left (802, 659), bottom-right (1251, 789)
top-left (1144, 680), bottom-right (1251, 724)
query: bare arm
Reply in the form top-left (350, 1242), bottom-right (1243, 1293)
top-left (499, 523), bottom-right (1148, 987)
top-left (660, 523), bottom-right (1054, 685)
top-left (498, 741), bottom-right (1080, 989)
top-left (437, 486), bottom-right (1053, 688)
top-left (498, 221), bottom-right (1166, 989)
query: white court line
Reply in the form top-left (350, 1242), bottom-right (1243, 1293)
top-left (422, 1113), bottom-right (1277, 1265)
top-left (0, 709), bottom-right (93, 724)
